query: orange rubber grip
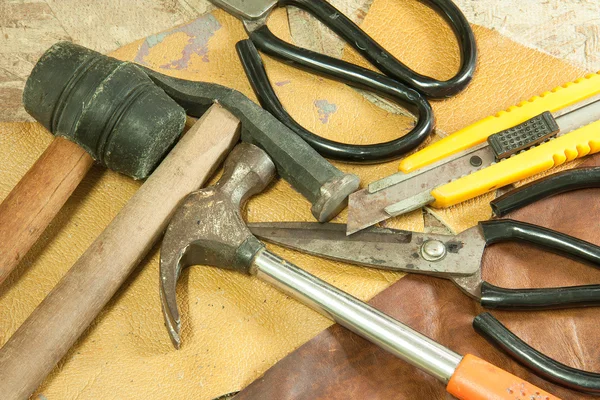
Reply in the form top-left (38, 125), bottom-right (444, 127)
top-left (447, 354), bottom-right (560, 400)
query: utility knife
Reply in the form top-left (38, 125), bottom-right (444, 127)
top-left (347, 72), bottom-right (600, 235)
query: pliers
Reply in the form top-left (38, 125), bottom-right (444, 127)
top-left (248, 167), bottom-right (600, 394)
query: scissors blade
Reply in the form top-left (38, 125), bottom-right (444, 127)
top-left (248, 222), bottom-right (484, 277)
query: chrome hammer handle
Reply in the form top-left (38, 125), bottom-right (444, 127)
top-left (157, 142), bottom-right (559, 399)
top-left (252, 249), bottom-right (462, 384)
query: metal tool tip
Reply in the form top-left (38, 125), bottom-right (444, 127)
top-left (346, 188), bottom-right (382, 235)
top-left (162, 299), bottom-right (182, 349)
top-left (171, 334), bottom-right (182, 350)
top-left (312, 174), bottom-right (359, 223)
top-left (345, 226), bottom-right (362, 236)
top-left (345, 218), bottom-right (369, 236)
top-left (160, 275), bottom-right (183, 349)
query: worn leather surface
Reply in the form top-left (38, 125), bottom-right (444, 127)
top-left (0, 0), bottom-right (592, 398)
top-left (236, 153), bottom-right (600, 400)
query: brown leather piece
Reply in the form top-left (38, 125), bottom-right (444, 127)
top-left (235, 153), bottom-right (600, 400)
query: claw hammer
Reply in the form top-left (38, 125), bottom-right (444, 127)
top-left (158, 143), bottom-right (561, 400)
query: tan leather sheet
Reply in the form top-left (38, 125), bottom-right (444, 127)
top-left (0, 0), bottom-right (594, 398)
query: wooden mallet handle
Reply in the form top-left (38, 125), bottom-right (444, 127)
top-left (0, 104), bottom-right (240, 399)
top-left (0, 137), bottom-right (93, 284)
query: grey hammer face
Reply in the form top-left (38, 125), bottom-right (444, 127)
top-left (160, 142), bottom-right (275, 348)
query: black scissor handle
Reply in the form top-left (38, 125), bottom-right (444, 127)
top-left (479, 219), bottom-right (600, 310)
top-left (236, 38), bottom-right (433, 162)
top-left (491, 167), bottom-right (600, 217)
top-left (275, 0), bottom-right (477, 98)
top-left (474, 312), bottom-right (600, 394)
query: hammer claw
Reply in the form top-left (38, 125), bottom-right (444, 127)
top-left (159, 194), bottom-right (206, 348)
top-left (160, 276), bottom-right (182, 348)
top-left (159, 190), bottom-right (223, 348)
top-left (159, 143), bottom-right (276, 348)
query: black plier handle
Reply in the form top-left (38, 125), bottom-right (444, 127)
top-left (491, 167), bottom-right (600, 217)
top-left (478, 167), bottom-right (600, 311)
top-left (475, 313), bottom-right (600, 394)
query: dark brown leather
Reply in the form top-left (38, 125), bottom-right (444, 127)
top-left (235, 154), bottom-right (600, 400)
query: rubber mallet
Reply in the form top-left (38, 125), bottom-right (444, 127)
top-left (0, 42), bottom-right (360, 284)
top-left (0, 42), bottom-right (187, 284)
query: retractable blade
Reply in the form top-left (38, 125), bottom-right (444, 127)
top-left (347, 92), bottom-right (600, 235)
top-left (248, 222), bottom-right (483, 277)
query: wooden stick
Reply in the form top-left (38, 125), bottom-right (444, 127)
top-left (0, 137), bottom-right (94, 284)
top-left (0, 104), bottom-right (240, 399)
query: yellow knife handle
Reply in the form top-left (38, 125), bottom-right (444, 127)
top-left (399, 72), bottom-right (600, 173)
top-left (430, 120), bottom-right (600, 209)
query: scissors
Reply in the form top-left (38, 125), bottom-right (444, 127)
top-left (248, 167), bottom-right (600, 394)
top-left (211, 0), bottom-right (477, 162)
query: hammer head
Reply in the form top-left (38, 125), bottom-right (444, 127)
top-left (160, 143), bottom-right (275, 348)
top-left (23, 42), bottom-right (186, 180)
